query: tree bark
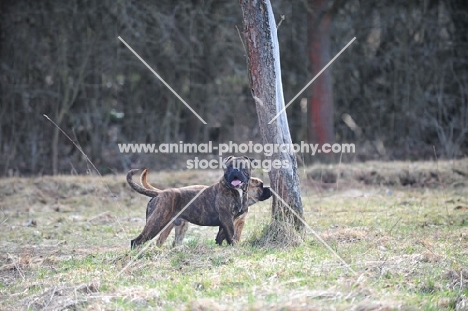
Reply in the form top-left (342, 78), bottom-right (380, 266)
top-left (308, 0), bottom-right (335, 147)
top-left (239, 0), bottom-right (304, 231)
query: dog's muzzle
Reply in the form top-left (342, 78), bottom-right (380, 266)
top-left (259, 187), bottom-right (272, 201)
top-left (225, 168), bottom-right (248, 188)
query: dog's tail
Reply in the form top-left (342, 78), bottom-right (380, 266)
top-left (140, 169), bottom-right (161, 191)
top-left (126, 169), bottom-right (160, 197)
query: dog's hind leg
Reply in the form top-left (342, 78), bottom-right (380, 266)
top-left (131, 213), bottom-right (172, 249)
top-left (146, 198), bottom-right (158, 220)
top-left (156, 222), bottom-right (174, 246)
top-left (173, 220), bottom-right (189, 246)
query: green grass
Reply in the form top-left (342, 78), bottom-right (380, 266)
top-left (1, 160), bottom-right (468, 310)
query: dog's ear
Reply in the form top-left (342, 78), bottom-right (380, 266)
top-left (222, 156), bottom-right (233, 165)
top-left (242, 156), bottom-right (254, 162)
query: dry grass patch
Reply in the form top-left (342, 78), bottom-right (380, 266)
top-left (248, 219), bottom-right (304, 249)
top-left (1, 159), bottom-right (468, 310)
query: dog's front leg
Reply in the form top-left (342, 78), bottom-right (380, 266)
top-left (216, 214), bottom-right (246, 245)
top-left (218, 212), bottom-right (236, 245)
top-left (215, 227), bottom-right (226, 245)
top-left (232, 215), bottom-right (246, 243)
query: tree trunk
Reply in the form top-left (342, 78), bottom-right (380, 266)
top-left (308, 0), bottom-right (335, 147)
top-left (239, 0), bottom-right (304, 231)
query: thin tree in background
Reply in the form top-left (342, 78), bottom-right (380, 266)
top-left (239, 0), bottom-right (304, 236)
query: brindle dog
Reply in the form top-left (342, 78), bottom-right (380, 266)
top-left (129, 156), bottom-right (263, 249)
top-left (133, 168), bottom-right (271, 246)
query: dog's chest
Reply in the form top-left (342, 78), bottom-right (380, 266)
top-left (232, 188), bottom-right (248, 213)
top-left (235, 188), bottom-right (243, 201)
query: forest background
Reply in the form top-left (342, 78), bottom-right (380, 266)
top-left (1, 0), bottom-right (467, 176)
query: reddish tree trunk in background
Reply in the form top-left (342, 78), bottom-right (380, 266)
top-left (308, 0), bottom-right (334, 146)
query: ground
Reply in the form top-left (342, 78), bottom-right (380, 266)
top-left (1, 159), bottom-right (468, 310)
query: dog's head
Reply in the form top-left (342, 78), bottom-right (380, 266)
top-left (247, 177), bottom-right (272, 206)
top-left (222, 156), bottom-right (252, 190)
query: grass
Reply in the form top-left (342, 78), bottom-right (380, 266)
top-left (1, 159), bottom-right (467, 310)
